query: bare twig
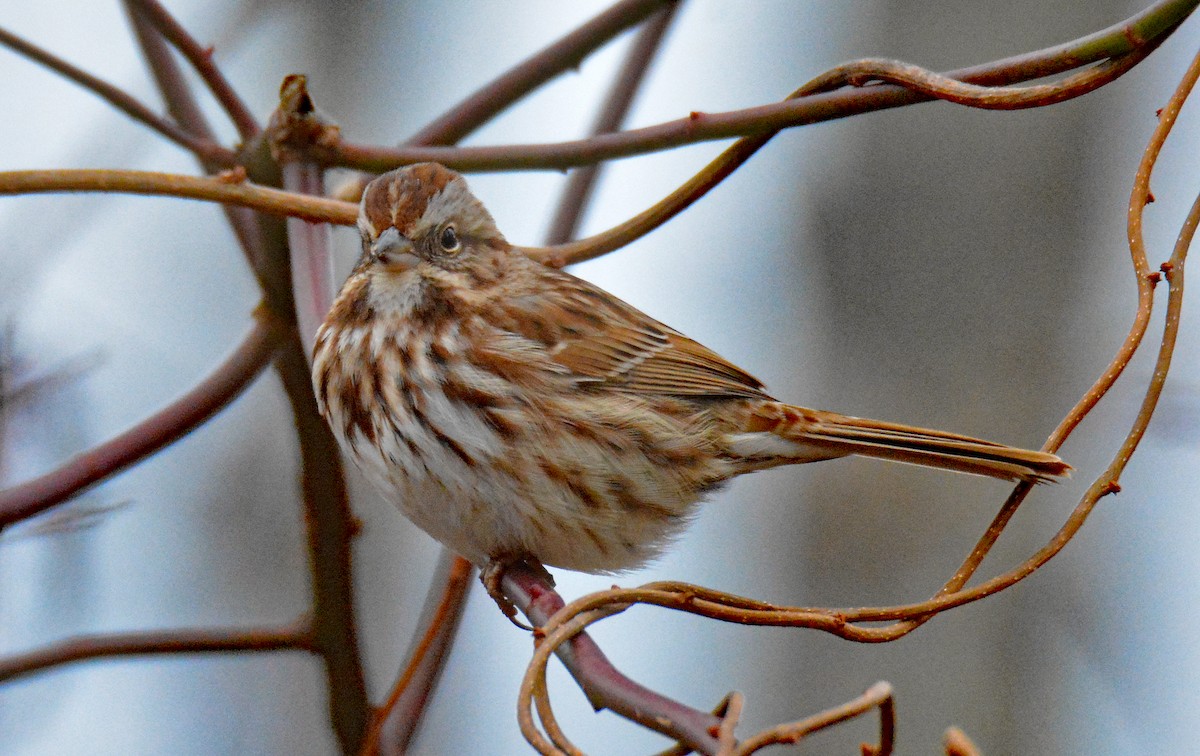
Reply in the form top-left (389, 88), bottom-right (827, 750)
top-left (123, 0), bottom-right (273, 276)
top-left (733, 681), bottom-right (895, 755)
top-left (944, 727), bottom-right (983, 756)
top-left (325, 0), bottom-right (1196, 176)
top-left (0, 314), bottom-right (280, 528)
top-left (504, 564), bottom-right (723, 755)
top-left (544, 3), bottom-right (680, 245)
top-left (361, 553), bottom-right (474, 755)
top-left (524, 12), bottom-right (1176, 266)
top-left (0, 26), bottom-right (235, 166)
top-left (272, 75), bottom-right (343, 355)
top-left (122, 1), bottom-right (218, 157)
top-left (407, 0), bottom-right (679, 147)
top-left (126, 0), bottom-right (261, 140)
top-left (0, 168), bottom-right (356, 225)
top-left (0, 621), bottom-right (314, 684)
top-left (283, 160), bottom-right (335, 357)
top-left (258, 81), bottom-right (372, 752)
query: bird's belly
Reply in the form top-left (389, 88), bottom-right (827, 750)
top-left (340, 392), bottom-right (732, 573)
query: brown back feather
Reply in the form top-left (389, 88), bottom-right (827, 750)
top-left (495, 262), bottom-right (772, 401)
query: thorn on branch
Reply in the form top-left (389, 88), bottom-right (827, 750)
top-left (1102, 480), bottom-right (1122, 496)
top-left (217, 166), bottom-right (248, 184)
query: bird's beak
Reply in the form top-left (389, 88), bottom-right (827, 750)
top-left (371, 227), bottom-right (419, 270)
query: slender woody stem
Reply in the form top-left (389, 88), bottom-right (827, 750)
top-left (0, 316), bottom-right (279, 528)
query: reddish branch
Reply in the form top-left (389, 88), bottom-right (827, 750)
top-left (503, 564), bottom-right (724, 755)
top-left (0, 622), bottom-right (314, 684)
top-left (0, 316), bottom-right (279, 528)
top-left (544, 2), bottom-right (680, 245)
top-left (0, 25), bottom-right (235, 166)
top-left (126, 0), bottom-right (261, 140)
top-left (326, 0), bottom-right (1195, 175)
top-left (125, 10), bottom-right (371, 750)
top-left (406, 0), bottom-right (679, 147)
top-left (361, 553), bottom-right (475, 755)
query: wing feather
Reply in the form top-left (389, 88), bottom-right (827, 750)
top-left (497, 267), bottom-right (770, 400)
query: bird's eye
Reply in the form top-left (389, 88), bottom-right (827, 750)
top-left (438, 225), bottom-right (460, 253)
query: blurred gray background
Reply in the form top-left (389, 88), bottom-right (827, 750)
top-left (3, 1), bottom-right (1199, 753)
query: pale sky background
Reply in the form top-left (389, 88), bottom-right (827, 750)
top-left (3, 2), bottom-right (1200, 754)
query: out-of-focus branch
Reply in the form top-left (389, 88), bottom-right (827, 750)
top-left (256, 80), bottom-right (371, 754)
top-left (123, 0), bottom-right (218, 159)
top-left (406, 0), bottom-right (679, 147)
top-left (123, 0), bottom-right (274, 275)
top-left (361, 552), bottom-right (474, 755)
top-left (944, 727), bottom-right (983, 756)
top-left (126, 0), bottom-right (261, 141)
top-left (282, 161), bottom-right (334, 357)
top-left (0, 621), bottom-right (314, 684)
top-left (325, 0), bottom-right (1195, 176)
top-left (0, 168), bottom-right (357, 225)
top-left (0, 314), bottom-right (280, 528)
top-left (0, 26), bottom-right (235, 166)
top-left (544, 2), bottom-right (679, 245)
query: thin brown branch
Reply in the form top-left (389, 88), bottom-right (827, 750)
top-left (124, 0), bottom-right (279, 282)
top-left (325, 0), bottom-right (1195, 176)
top-left (544, 3), bottom-right (679, 245)
top-left (504, 564), bottom-right (723, 755)
top-left (406, 0), bottom-right (679, 147)
top-left (802, 49), bottom-right (1149, 110)
top-left (733, 681), bottom-right (895, 755)
top-left (0, 313), bottom-right (280, 528)
top-left (124, 1), bottom-right (215, 149)
top-left (0, 621), bottom-right (314, 684)
top-left (0, 168), bottom-right (357, 225)
top-left (282, 161), bottom-right (335, 357)
top-left (524, 23), bottom-right (1174, 266)
top-left (943, 727), bottom-right (983, 756)
top-left (271, 75), bottom-right (342, 352)
top-left (258, 84), bottom-right (372, 753)
top-left (274, 329), bottom-right (370, 753)
top-left (361, 553), bottom-right (474, 755)
top-left (0, 25), bottom-right (235, 166)
top-left (126, 0), bottom-right (261, 140)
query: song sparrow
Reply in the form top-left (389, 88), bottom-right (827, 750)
top-left (312, 163), bottom-right (1068, 616)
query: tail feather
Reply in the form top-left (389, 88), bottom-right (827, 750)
top-left (742, 403), bottom-right (1070, 483)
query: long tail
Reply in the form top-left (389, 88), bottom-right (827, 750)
top-left (734, 402), bottom-right (1070, 483)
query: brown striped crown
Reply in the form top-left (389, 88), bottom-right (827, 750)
top-left (357, 163), bottom-right (504, 252)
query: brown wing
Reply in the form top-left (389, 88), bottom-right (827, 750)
top-left (496, 267), bottom-right (771, 401)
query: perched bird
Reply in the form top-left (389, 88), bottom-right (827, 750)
top-left (312, 163), bottom-right (1068, 616)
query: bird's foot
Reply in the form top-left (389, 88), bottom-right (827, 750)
top-left (480, 556), bottom-right (554, 631)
